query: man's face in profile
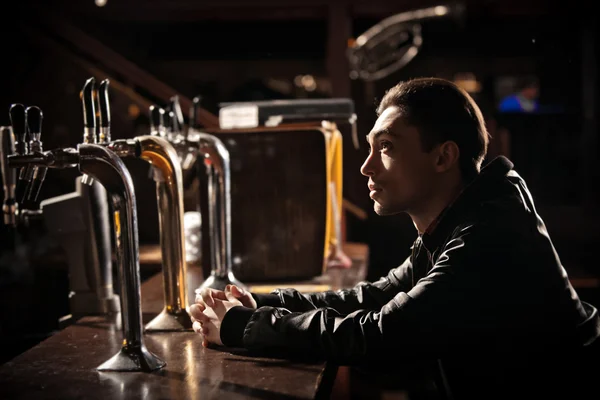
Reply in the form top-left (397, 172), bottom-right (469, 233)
top-left (361, 106), bottom-right (439, 216)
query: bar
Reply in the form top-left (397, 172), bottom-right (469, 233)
top-left (0, 266), bottom-right (338, 399)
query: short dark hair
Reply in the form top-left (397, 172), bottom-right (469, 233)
top-left (377, 77), bottom-right (489, 180)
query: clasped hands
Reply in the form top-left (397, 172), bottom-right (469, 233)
top-left (189, 284), bottom-right (257, 347)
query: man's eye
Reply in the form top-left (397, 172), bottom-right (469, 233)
top-left (380, 141), bottom-right (392, 151)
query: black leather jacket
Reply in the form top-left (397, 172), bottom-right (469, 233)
top-left (221, 156), bottom-right (600, 399)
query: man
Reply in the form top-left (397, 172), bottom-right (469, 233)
top-left (498, 77), bottom-right (540, 113)
top-left (190, 77), bottom-right (599, 399)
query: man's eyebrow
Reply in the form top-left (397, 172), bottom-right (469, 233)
top-left (366, 128), bottom-right (396, 142)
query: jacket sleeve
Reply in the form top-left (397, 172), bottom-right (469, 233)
top-left (222, 225), bottom-right (493, 364)
top-left (251, 256), bottom-right (414, 314)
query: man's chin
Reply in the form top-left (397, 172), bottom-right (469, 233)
top-left (374, 202), bottom-right (402, 216)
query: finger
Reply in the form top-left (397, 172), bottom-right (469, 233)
top-left (194, 291), bottom-right (210, 308)
top-left (212, 288), bottom-right (229, 301)
top-left (201, 288), bottom-right (215, 307)
top-left (189, 304), bottom-right (203, 319)
top-left (188, 305), bottom-right (202, 322)
top-left (194, 291), bottom-right (205, 305)
top-left (202, 325), bottom-right (209, 335)
top-left (224, 288), bottom-right (238, 302)
top-left (214, 298), bottom-right (236, 321)
top-left (224, 284), bottom-right (233, 293)
top-left (192, 321), bottom-right (202, 333)
top-left (230, 285), bottom-right (246, 298)
top-left (200, 288), bottom-right (228, 307)
top-left (197, 311), bottom-right (211, 324)
top-left (189, 305), bottom-right (211, 323)
top-left (195, 298), bottom-right (207, 311)
top-left (212, 298), bottom-right (227, 313)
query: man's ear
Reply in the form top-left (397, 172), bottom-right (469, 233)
top-left (434, 141), bottom-right (460, 173)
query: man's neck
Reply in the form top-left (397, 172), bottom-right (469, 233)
top-left (410, 179), bottom-right (465, 235)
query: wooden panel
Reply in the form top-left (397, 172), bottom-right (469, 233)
top-left (200, 128), bottom-right (328, 282)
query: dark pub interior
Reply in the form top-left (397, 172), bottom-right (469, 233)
top-left (0, 0), bottom-right (598, 399)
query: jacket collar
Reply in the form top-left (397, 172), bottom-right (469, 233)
top-left (421, 156), bottom-right (514, 252)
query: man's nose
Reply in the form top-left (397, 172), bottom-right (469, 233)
top-left (360, 151), bottom-right (375, 177)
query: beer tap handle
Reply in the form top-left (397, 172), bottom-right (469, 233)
top-left (169, 111), bottom-right (177, 141)
top-left (170, 95), bottom-right (184, 136)
top-left (98, 79), bottom-right (111, 143)
top-left (0, 126), bottom-right (17, 226)
top-left (188, 95), bottom-right (203, 140)
top-left (163, 108), bottom-right (174, 142)
top-left (25, 106), bottom-right (47, 203)
top-left (9, 103), bottom-right (27, 155)
top-left (82, 77), bottom-right (97, 144)
top-left (149, 105), bottom-right (165, 137)
top-left (81, 77), bottom-right (96, 185)
top-left (26, 106), bottom-right (43, 152)
top-left (191, 96), bottom-right (202, 125)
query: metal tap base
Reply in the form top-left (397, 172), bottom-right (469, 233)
top-left (144, 308), bottom-right (193, 332)
top-left (196, 273), bottom-right (247, 292)
top-left (96, 344), bottom-right (166, 372)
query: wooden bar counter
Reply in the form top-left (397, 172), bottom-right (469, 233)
top-left (0, 265), bottom-right (337, 399)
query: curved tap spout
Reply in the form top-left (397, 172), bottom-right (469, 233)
top-left (195, 133), bottom-right (245, 291)
top-left (158, 94), bottom-right (244, 291)
top-left (78, 143), bottom-right (165, 372)
top-left (95, 79), bottom-right (190, 332)
top-left (135, 135), bottom-right (192, 332)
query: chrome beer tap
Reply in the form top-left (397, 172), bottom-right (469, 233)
top-left (2, 103), bottom-right (119, 319)
top-left (7, 132), bottom-right (165, 372)
top-left (86, 78), bottom-right (191, 332)
top-left (4, 105), bottom-right (45, 224)
top-left (164, 95), bottom-right (245, 291)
